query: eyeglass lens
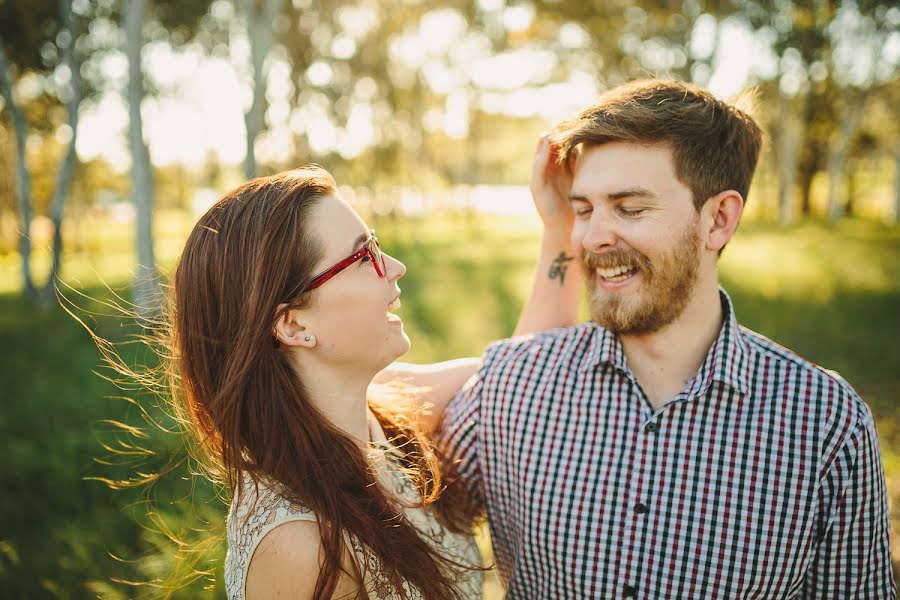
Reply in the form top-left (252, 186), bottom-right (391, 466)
top-left (371, 237), bottom-right (386, 276)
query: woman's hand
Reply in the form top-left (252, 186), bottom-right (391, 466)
top-left (530, 135), bottom-right (574, 233)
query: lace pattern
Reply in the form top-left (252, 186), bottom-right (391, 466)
top-left (224, 441), bottom-right (482, 599)
top-left (224, 476), bottom-right (317, 599)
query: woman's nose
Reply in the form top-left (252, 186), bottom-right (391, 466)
top-left (384, 253), bottom-right (406, 280)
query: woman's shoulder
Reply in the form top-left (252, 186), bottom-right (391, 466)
top-left (227, 475), bottom-right (317, 546)
top-left (243, 519), bottom-right (322, 599)
top-left (224, 475), bottom-right (318, 600)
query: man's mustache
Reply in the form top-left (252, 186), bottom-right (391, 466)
top-left (581, 249), bottom-right (652, 273)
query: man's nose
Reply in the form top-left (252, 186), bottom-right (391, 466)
top-left (581, 212), bottom-right (618, 253)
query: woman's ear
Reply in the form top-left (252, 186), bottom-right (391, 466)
top-left (273, 304), bottom-right (317, 348)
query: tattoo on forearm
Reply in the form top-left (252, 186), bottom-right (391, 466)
top-left (548, 251), bottom-right (575, 286)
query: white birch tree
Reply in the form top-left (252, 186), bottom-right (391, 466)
top-left (825, 3), bottom-right (896, 220)
top-left (0, 0), bottom-right (81, 303)
top-left (893, 141), bottom-right (900, 225)
top-left (825, 91), bottom-right (868, 219)
top-left (776, 90), bottom-right (805, 224)
top-left (123, 0), bottom-right (161, 316)
top-left (237, 0), bottom-right (282, 179)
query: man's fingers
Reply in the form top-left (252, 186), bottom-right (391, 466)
top-left (532, 138), bottom-right (551, 183)
top-left (548, 140), bottom-right (559, 164)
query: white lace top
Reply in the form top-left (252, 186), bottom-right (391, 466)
top-left (224, 412), bottom-right (483, 599)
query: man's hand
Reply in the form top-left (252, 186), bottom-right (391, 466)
top-left (530, 134), bottom-right (574, 232)
top-left (514, 134), bottom-right (582, 336)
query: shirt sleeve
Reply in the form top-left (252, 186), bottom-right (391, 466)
top-left (802, 402), bottom-right (895, 599)
top-left (438, 357), bottom-right (490, 511)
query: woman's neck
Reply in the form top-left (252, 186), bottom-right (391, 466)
top-left (293, 357), bottom-right (373, 446)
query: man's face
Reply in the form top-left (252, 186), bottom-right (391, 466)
top-left (569, 142), bottom-right (705, 334)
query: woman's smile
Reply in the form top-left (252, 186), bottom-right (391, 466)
top-left (387, 296), bottom-right (402, 323)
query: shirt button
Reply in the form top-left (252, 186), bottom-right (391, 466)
top-left (646, 422), bottom-right (658, 433)
top-left (623, 584), bottom-right (638, 597)
top-left (634, 502), bottom-right (649, 515)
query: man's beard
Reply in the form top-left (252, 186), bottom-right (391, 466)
top-left (583, 217), bottom-right (701, 335)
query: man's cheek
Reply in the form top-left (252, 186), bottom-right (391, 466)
top-left (570, 225), bottom-right (587, 253)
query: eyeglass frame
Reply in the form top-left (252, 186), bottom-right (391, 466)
top-left (286, 232), bottom-right (386, 298)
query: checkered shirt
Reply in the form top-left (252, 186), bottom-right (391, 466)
top-left (441, 289), bottom-right (894, 599)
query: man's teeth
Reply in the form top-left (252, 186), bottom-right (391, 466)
top-left (596, 266), bottom-right (635, 279)
top-left (388, 298), bottom-right (401, 312)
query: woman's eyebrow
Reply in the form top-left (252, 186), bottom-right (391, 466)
top-left (348, 231), bottom-right (368, 254)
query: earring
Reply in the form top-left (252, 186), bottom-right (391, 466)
top-left (304, 336), bottom-right (311, 341)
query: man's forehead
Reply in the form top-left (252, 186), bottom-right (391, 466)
top-left (572, 144), bottom-right (677, 187)
top-left (574, 141), bottom-right (674, 166)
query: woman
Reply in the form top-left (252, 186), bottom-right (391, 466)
top-left (169, 140), bottom-right (577, 599)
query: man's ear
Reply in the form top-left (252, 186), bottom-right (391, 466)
top-left (273, 304), bottom-right (317, 348)
top-left (702, 190), bottom-right (744, 253)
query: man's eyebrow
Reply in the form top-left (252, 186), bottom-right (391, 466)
top-left (568, 188), bottom-right (658, 202)
top-left (607, 187), bottom-right (657, 201)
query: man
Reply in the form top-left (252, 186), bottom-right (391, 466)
top-left (440, 80), bottom-right (894, 598)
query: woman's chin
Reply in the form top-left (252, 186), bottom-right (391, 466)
top-left (395, 332), bottom-right (411, 357)
top-left (384, 328), bottom-right (411, 367)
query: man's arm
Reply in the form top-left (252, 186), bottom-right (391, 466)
top-left (436, 359), bottom-right (488, 511)
top-left (514, 135), bottom-right (581, 335)
top-left (803, 405), bottom-right (895, 598)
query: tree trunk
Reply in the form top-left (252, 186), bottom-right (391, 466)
top-left (124, 0), bottom-right (161, 316)
top-left (891, 142), bottom-right (900, 225)
top-left (239, 0), bottom-right (282, 180)
top-left (38, 0), bottom-right (81, 303)
top-left (0, 43), bottom-right (37, 299)
top-left (826, 93), bottom-right (868, 220)
top-left (0, 0), bottom-right (80, 303)
top-left (777, 91), bottom-right (804, 224)
top-left (799, 167), bottom-right (815, 217)
top-left (844, 168), bottom-right (856, 218)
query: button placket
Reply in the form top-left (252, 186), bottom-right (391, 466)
top-left (634, 413), bottom-right (659, 518)
top-left (622, 381), bottom-right (654, 597)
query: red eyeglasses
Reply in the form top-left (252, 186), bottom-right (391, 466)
top-left (300, 232), bottom-right (386, 293)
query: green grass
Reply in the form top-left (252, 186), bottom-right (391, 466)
top-left (1, 214), bottom-right (899, 597)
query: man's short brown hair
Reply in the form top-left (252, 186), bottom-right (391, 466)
top-left (554, 79), bottom-right (763, 211)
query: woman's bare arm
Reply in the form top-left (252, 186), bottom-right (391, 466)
top-left (375, 136), bottom-right (580, 431)
top-left (372, 358), bottom-right (482, 433)
top-left (246, 521), bottom-right (359, 600)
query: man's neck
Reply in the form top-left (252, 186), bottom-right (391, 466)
top-left (619, 280), bottom-right (724, 411)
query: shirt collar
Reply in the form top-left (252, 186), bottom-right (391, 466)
top-left (578, 287), bottom-right (752, 396)
top-left (687, 288), bottom-right (751, 396)
top-left (579, 322), bottom-right (627, 373)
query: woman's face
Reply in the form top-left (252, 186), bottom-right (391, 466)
top-left (301, 194), bottom-right (410, 372)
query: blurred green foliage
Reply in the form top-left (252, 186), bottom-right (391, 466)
top-left (1, 215), bottom-right (898, 597)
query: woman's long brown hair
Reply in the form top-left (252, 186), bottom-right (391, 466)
top-left (171, 167), bottom-right (478, 599)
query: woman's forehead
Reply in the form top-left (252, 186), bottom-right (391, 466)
top-left (314, 194), bottom-right (370, 257)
